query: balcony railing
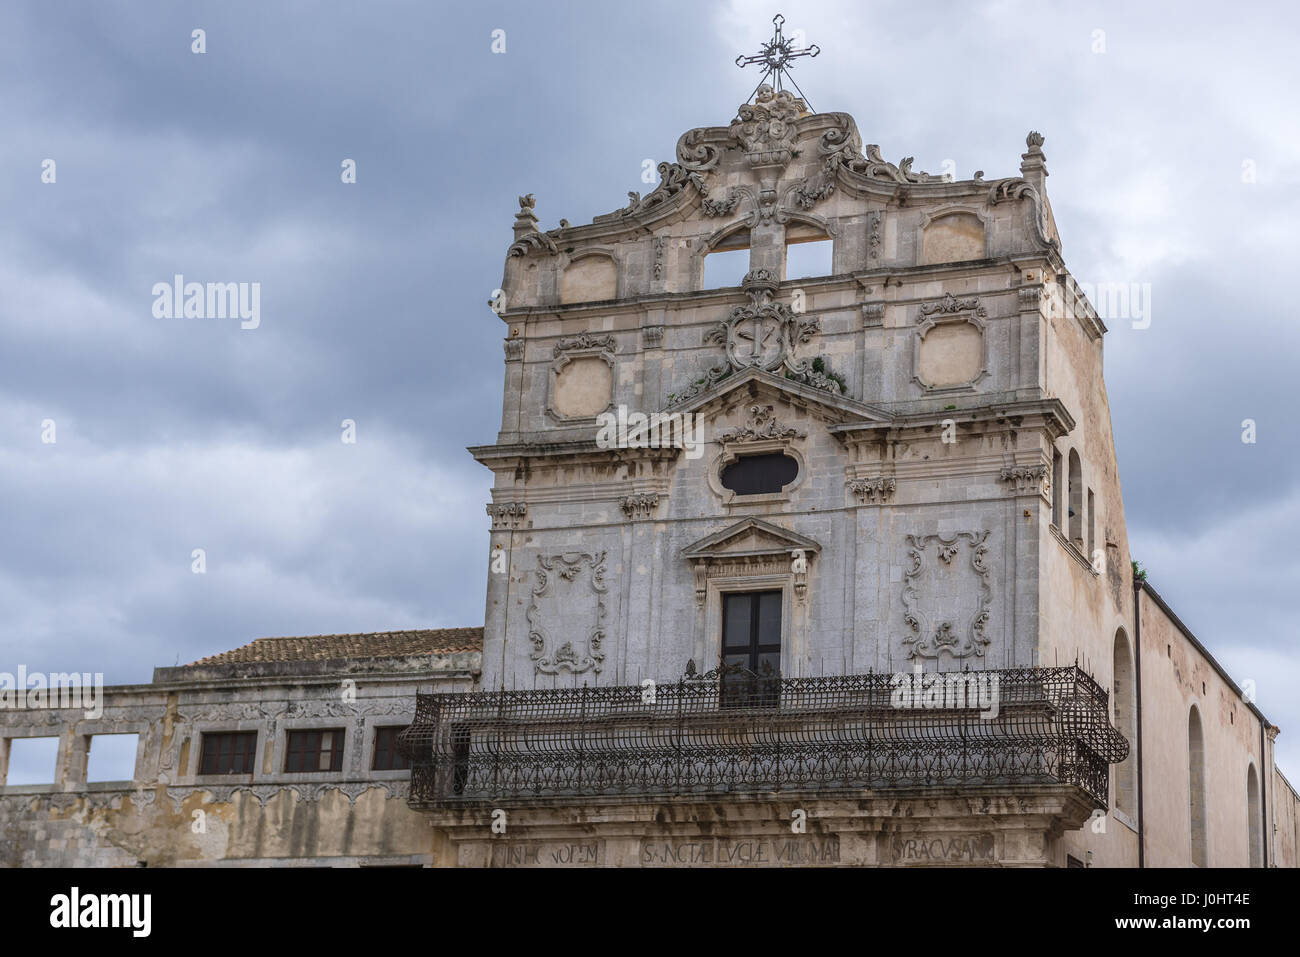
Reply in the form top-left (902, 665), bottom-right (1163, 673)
top-left (398, 665), bottom-right (1129, 810)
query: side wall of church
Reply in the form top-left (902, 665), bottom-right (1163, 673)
top-left (1132, 590), bottom-right (1280, 867)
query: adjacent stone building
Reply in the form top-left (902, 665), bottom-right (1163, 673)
top-left (3, 82), bottom-right (1296, 868)
top-left (0, 630), bottom-right (478, 866)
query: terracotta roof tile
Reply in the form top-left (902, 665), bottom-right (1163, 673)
top-left (187, 627), bottom-right (483, 666)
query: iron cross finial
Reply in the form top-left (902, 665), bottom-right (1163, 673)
top-left (735, 13), bottom-right (820, 109)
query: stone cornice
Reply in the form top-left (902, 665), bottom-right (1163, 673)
top-left (828, 397), bottom-right (1075, 442)
top-left (492, 254), bottom-right (1065, 324)
top-left (469, 440), bottom-right (681, 467)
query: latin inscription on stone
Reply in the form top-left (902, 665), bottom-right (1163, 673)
top-left (491, 840), bottom-right (604, 867)
top-left (889, 833), bottom-right (995, 864)
top-left (639, 835), bottom-right (841, 866)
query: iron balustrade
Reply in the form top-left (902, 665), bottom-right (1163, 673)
top-left (397, 666), bottom-right (1129, 810)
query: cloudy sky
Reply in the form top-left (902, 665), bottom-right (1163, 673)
top-left (2, 1), bottom-right (1297, 776)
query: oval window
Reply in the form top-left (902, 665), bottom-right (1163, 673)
top-left (720, 453), bottom-right (798, 495)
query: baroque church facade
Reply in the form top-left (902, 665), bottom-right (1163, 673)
top-left (2, 80), bottom-right (1297, 868)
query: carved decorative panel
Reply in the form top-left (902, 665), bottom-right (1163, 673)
top-left (901, 531), bottom-right (992, 660)
top-left (549, 336), bottom-right (616, 421)
top-left (913, 294), bottom-right (989, 393)
top-left (527, 552), bottom-right (608, 675)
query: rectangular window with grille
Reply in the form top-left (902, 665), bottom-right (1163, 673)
top-left (284, 728), bottom-right (345, 773)
top-left (198, 731), bottom-right (258, 775)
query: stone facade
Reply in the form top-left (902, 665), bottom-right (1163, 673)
top-left (452, 87), bottom-right (1297, 867)
top-left (3, 90), bottom-right (1297, 868)
top-left (483, 92), bottom-right (1070, 692)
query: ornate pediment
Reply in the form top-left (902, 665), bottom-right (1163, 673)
top-left (682, 518), bottom-right (820, 607)
top-left (507, 99), bottom-right (1056, 260)
top-left (581, 91), bottom-right (951, 233)
top-left (681, 517), bottom-right (820, 562)
top-left (665, 366), bottom-right (889, 428)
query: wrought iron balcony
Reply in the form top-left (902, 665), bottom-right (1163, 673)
top-left (398, 665), bottom-right (1129, 810)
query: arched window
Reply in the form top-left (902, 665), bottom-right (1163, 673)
top-left (1052, 449), bottom-right (1064, 527)
top-left (1188, 705), bottom-right (1208, 866)
top-left (1068, 449), bottom-right (1083, 546)
top-left (1112, 630), bottom-right (1137, 817)
top-left (1247, 765), bottom-right (1263, 867)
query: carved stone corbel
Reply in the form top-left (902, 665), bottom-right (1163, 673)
top-left (999, 464), bottom-right (1049, 496)
top-left (486, 502), bottom-right (527, 529)
top-left (621, 493), bottom-right (660, 521)
top-left (848, 477), bottom-right (896, 505)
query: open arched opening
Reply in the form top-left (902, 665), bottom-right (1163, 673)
top-left (1188, 705), bottom-right (1208, 866)
top-left (1247, 764), bottom-right (1263, 867)
top-left (1068, 448), bottom-right (1083, 546)
top-left (1112, 629), bottom-right (1137, 818)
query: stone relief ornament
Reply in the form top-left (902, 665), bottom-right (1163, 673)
top-left (508, 193), bottom-right (558, 257)
top-left (527, 551), bottom-right (608, 675)
top-left (720, 404), bottom-right (806, 443)
top-left (984, 134), bottom-right (1060, 252)
top-left (179, 697), bottom-right (410, 725)
top-left (818, 127), bottom-right (945, 184)
top-left (701, 189), bottom-right (741, 217)
top-left (848, 476), bottom-right (896, 504)
top-left (671, 269), bottom-right (844, 402)
top-left (280, 698), bottom-right (413, 719)
top-left (638, 162), bottom-right (709, 212)
top-left (901, 531), bottom-right (993, 660)
top-left (553, 333), bottom-right (616, 357)
top-left (164, 781), bottom-right (403, 810)
top-left (508, 231), bottom-right (558, 257)
top-left (919, 293), bottom-right (988, 319)
top-left (788, 174), bottom-right (836, 210)
top-left (620, 493), bottom-right (660, 520)
top-left (179, 702), bottom-right (273, 723)
top-left (714, 270), bottom-right (821, 374)
top-left (999, 464), bottom-right (1050, 495)
top-left (487, 502), bottom-right (527, 529)
top-left (730, 85), bottom-right (807, 168)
